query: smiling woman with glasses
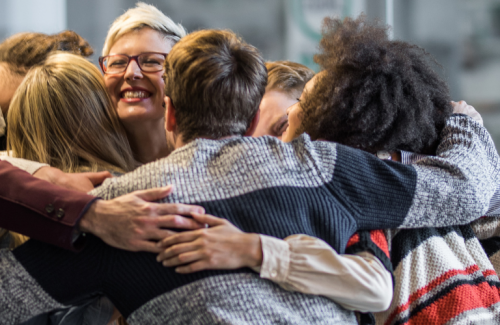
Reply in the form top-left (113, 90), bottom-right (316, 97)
top-left (100, 2), bottom-right (186, 164)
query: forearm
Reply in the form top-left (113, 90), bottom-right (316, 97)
top-left (0, 161), bottom-right (95, 250)
top-left (400, 115), bottom-right (498, 228)
top-left (254, 234), bottom-right (393, 312)
top-left (401, 150), bottom-right (500, 218)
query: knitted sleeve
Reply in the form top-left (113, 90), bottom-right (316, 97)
top-left (8, 236), bottom-right (112, 321)
top-left (402, 115), bottom-right (499, 227)
top-left (326, 115), bottom-right (500, 230)
top-left (0, 249), bottom-right (66, 324)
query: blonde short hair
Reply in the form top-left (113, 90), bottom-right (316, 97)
top-left (7, 52), bottom-right (136, 173)
top-left (102, 2), bottom-right (186, 55)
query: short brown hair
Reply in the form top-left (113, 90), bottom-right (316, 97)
top-left (266, 61), bottom-right (314, 97)
top-left (0, 30), bottom-right (93, 76)
top-left (163, 29), bottom-right (267, 143)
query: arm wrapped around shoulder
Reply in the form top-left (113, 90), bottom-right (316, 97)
top-left (401, 115), bottom-right (500, 228)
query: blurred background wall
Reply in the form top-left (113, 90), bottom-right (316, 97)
top-left (1, 0), bottom-right (500, 151)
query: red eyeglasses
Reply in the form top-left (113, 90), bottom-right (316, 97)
top-left (99, 52), bottom-right (167, 74)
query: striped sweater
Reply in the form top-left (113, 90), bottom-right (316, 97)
top-left (374, 152), bottom-right (500, 325)
top-left (1, 115), bottom-right (499, 325)
top-left (375, 226), bottom-right (500, 325)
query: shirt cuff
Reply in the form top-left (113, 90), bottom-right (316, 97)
top-left (0, 156), bottom-right (49, 175)
top-left (257, 234), bottom-right (290, 283)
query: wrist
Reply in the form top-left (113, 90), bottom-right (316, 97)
top-left (33, 166), bottom-right (53, 181)
top-left (79, 199), bottom-right (103, 234)
top-left (245, 233), bottom-right (263, 268)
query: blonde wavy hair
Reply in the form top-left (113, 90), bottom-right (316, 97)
top-left (7, 52), bottom-right (136, 173)
top-left (102, 2), bottom-right (186, 56)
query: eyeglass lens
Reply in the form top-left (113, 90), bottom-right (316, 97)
top-left (103, 53), bottom-right (166, 74)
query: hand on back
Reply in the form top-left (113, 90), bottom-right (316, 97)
top-left (80, 186), bottom-right (206, 253)
top-left (156, 213), bottom-right (263, 273)
top-left (33, 166), bottom-right (111, 193)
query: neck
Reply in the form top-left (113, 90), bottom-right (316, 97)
top-left (124, 118), bottom-right (172, 164)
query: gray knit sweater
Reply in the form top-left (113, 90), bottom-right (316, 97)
top-left (1, 115), bottom-right (499, 325)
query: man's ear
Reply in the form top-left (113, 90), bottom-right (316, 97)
top-left (244, 109), bottom-right (260, 136)
top-left (165, 96), bottom-right (177, 132)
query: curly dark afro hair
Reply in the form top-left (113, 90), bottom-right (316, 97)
top-left (300, 15), bottom-right (453, 155)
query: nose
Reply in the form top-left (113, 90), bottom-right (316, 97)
top-left (123, 59), bottom-right (143, 80)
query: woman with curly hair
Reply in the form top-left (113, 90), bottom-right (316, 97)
top-left (291, 17), bottom-right (452, 155)
top-left (158, 16), bottom-right (500, 324)
top-left (283, 16), bottom-right (500, 324)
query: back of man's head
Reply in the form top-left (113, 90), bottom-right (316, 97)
top-left (163, 29), bottom-right (267, 143)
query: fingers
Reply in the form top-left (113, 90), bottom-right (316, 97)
top-left (155, 215), bottom-right (204, 230)
top-left (143, 228), bottom-right (179, 241)
top-left (162, 251), bottom-right (203, 267)
top-left (451, 100), bottom-right (483, 126)
top-left (157, 231), bottom-right (200, 248)
top-left (131, 186), bottom-right (174, 202)
top-left (157, 242), bottom-right (200, 263)
top-left (112, 239), bottom-right (163, 254)
top-left (191, 213), bottom-right (228, 227)
top-left (131, 241), bottom-right (163, 254)
top-left (157, 246), bottom-right (211, 273)
top-left (155, 203), bottom-right (205, 216)
top-left (85, 171), bottom-right (113, 186)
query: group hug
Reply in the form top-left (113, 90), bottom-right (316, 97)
top-left (1, 2), bottom-right (500, 325)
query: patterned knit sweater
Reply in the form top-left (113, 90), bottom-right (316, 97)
top-left (373, 151), bottom-right (500, 324)
top-left (375, 226), bottom-right (500, 325)
top-left (1, 115), bottom-right (499, 325)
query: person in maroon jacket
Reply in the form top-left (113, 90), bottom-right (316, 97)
top-left (0, 160), bottom-right (205, 252)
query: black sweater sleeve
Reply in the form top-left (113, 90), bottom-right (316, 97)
top-left (13, 235), bottom-right (110, 306)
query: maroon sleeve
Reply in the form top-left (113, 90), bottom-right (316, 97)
top-left (0, 161), bottom-right (97, 251)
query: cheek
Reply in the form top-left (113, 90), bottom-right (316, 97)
top-left (104, 76), bottom-right (120, 97)
top-left (154, 76), bottom-right (165, 97)
top-left (289, 109), bottom-right (303, 129)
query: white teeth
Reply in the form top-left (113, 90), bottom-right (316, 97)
top-left (122, 91), bottom-right (149, 99)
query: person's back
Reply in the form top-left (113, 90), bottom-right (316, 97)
top-left (10, 128), bottom-right (483, 324)
top-left (2, 28), bottom-right (499, 325)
